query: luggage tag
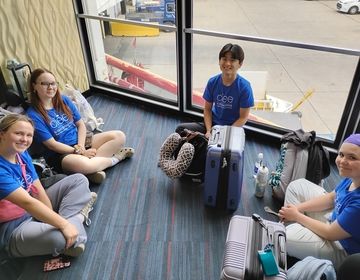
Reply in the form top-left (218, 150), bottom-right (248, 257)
top-left (258, 244), bottom-right (279, 276)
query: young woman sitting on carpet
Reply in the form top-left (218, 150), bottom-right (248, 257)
top-left (279, 133), bottom-right (360, 269)
top-left (27, 68), bottom-right (134, 184)
top-left (0, 114), bottom-right (95, 258)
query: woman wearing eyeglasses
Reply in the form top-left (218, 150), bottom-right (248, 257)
top-left (26, 68), bottom-right (134, 184)
top-left (0, 114), bottom-right (94, 258)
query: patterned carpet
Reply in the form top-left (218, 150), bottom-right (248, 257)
top-left (0, 94), bottom-right (341, 280)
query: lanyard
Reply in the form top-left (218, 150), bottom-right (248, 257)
top-left (16, 153), bottom-right (39, 196)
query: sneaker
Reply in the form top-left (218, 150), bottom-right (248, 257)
top-left (80, 192), bottom-right (97, 226)
top-left (63, 243), bottom-right (85, 257)
top-left (86, 171), bottom-right (106, 184)
top-left (114, 147), bottom-right (135, 161)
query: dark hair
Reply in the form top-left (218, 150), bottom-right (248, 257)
top-left (29, 68), bottom-right (73, 124)
top-left (218, 43), bottom-right (244, 63)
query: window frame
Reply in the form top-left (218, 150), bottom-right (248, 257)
top-left (73, 0), bottom-right (360, 150)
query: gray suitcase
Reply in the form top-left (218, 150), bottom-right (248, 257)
top-left (221, 215), bottom-right (287, 280)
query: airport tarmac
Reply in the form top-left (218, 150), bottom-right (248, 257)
top-left (104, 0), bottom-right (360, 139)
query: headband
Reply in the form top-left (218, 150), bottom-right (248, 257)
top-left (343, 134), bottom-right (360, 147)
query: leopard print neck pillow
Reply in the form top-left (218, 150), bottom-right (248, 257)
top-left (158, 133), bottom-right (195, 179)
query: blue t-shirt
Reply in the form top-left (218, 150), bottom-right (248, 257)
top-left (0, 151), bottom-right (39, 200)
top-left (203, 74), bottom-right (254, 126)
top-left (27, 95), bottom-right (81, 158)
top-left (331, 178), bottom-right (360, 255)
top-left (0, 151), bottom-right (36, 253)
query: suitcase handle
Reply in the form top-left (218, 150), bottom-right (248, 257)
top-left (252, 214), bottom-right (268, 231)
top-left (210, 130), bottom-right (221, 146)
top-left (273, 231), bottom-right (287, 270)
top-left (7, 63), bottom-right (32, 103)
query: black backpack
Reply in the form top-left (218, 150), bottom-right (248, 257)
top-left (306, 138), bottom-right (331, 185)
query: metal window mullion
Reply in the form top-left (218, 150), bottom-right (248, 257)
top-left (184, 28), bottom-right (360, 57)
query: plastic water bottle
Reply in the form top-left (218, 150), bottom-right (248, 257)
top-left (255, 165), bottom-right (269, 198)
top-left (254, 152), bottom-right (263, 176)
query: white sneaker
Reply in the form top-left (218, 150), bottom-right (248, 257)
top-left (80, 192), bottom-right (97, 226)
top-left (114, 147), bottom-right (135, 161)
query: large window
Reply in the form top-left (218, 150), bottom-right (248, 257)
top-left (191, 36), bottom-right (358, 138)
top-left (80, 0), bottom-right (178, 105)
top-left (190, 0), bottom-right (360, 140)
top-left (75, 0), bottom-right (360, 147)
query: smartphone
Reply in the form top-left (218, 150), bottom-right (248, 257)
top-left (43, 257), bottom-right (71, 272)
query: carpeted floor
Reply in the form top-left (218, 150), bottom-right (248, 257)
top-left (0, 94), bottom-right (341, 280)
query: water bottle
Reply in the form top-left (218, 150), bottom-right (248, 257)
top-left (255, 165), bottom-right (269, 198)
top-left (254, 152), bottom-right (263, 176)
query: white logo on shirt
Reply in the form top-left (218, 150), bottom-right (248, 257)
top-left (50, 114), bottom-right (69, 128)
top-left (49, 113), bottom-right (73, 136)
top-left (216, 93), bottom-right (233, 109)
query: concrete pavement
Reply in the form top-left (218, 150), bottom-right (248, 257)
top-left (105, 0), bottom-right (360, 139)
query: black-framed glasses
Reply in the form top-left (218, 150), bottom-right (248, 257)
top-left (39, 81), bottom-right (58, 88)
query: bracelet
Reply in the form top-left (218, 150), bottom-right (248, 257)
top-left (73, 145), bottom-right (83, 155)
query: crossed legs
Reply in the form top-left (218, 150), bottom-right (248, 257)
top-left (284, 178), bottom-right (348, 269)
top-left (61, 130), bottom-right (132, 174)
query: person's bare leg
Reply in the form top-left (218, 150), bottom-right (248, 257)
top-left (91, 130), bottom-right (126, 157)
top-left (61, 154), bottom-right (112, 174)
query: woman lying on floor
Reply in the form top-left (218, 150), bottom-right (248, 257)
top-left (27, 68), bottom-right (134, 184)
top-left (0, 114), bottom-right (96, 258)
top-left (279, 133), bottom-right (360, 269)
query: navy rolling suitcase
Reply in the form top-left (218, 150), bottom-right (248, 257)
top-left (204, 125), bottom-right (245, 210)
top-left (221, 214), bottom-right (287, 280)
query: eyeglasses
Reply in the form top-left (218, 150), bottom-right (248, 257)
top-left (39, 81), bottom-right (58, 88)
